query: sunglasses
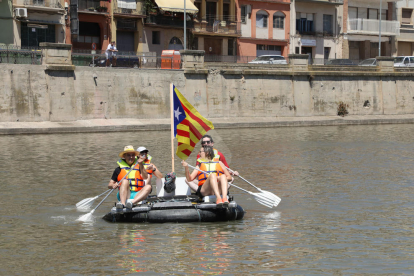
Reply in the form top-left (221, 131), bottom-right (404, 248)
top-left (201, 140), bottom-right (211, 145)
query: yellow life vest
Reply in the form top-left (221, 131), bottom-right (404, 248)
top-left (117, 158), bottom-right (144, 192)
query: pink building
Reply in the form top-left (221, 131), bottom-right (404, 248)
top-left (237, 0), bottom-right (290, 58)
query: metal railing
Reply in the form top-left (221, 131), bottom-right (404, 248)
top-left (0, 45), bottom-right (42, 65)
top-left (13, 0), bottom-right (64, 8)
top-left (78, 0), bottom-right (109, 12)
top-left (194, 20), bottom-right (241, 35)
top-left (145, 15), bottom-right (194, 28)
top-left (71, 50), bottom-right (178, 69)
top-left (113, 7), bottom-right (145, 16)
top-left (205, 55), bottom-right (290, 64)
top-left (348, 18), bottom-right (400, 36)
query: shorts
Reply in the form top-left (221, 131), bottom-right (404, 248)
top-left (195, 185), bottom-right (203, 198)
top-left (105, 52), bottom-right (117, 59)
top-left (116, 186), bottom-right (152, 201)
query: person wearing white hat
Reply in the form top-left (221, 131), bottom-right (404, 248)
top-left (137, 146), bottom-right (163, 180)
top-left (108, 145), bottom-right (150, 209)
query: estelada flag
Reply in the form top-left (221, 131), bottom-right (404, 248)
top-left (173, 85), bottom-right (214, 160)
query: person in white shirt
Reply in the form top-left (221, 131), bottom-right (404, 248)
top-left (106, 41), bottom-right (118, 67)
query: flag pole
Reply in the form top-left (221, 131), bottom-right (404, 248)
top-left (170, 83), bottom-right (175, 172)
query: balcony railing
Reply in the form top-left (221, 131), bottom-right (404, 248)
top-left (348, 18), bottom-right (400, 36)
top-left (145, 15), bottom-right (194, 28)
top-left (13, 0), bottom-right (64, 9)
top-left (113, 7), bottom-right (145, 16)
top-left (194, 16), bottom-right (241, 36)
top-left (78, 0), bottom-right (109, 13)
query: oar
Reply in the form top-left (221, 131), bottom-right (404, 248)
top-left (223, 165), bottom-right (281, 208)
top-left (76, 162), bottom-right (139, 221)
top-left (187, 164), bottom-right (276, 209)
top-left (75, 160), bottom-right (140, 211)
top-left (76, 189), bottom-right (111, 210)
top-left (77, 188), bottom-right (116, 222)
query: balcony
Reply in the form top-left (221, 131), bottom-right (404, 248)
top-left (296, 0), bottom-right (343, 4)
top-left (348, 18), bottom-right (400, 36)
top-left (113, 7), bottom-right (145, 17)
top-left (78, 0), bottom-right (110, 14)
top-left (13, 0), bottom-right (64, 10)
top-left (145, 15), bottom-right (194, 29)
top-left (193, 16), bottom-right (241, 36)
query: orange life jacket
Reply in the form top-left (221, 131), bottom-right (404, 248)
top-left (197, 160), bottom-right (224, 186)
top-left (117, 159), bottom-right (145, 192)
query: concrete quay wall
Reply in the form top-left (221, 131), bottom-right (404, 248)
top-left (1, 61), bottom-right (414, 124)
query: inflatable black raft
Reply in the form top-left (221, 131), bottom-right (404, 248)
top-left (102, 195), bottom-right (245, 223)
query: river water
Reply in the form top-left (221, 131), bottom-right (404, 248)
top-left (1, 124), bottom-right (414, 275)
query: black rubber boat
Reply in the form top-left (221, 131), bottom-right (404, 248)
top-left (102, 195), bottom-right (245, 223)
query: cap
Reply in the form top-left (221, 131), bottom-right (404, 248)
top-left (137, 146), bottom-right (148, 153)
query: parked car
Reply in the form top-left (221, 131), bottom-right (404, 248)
top-left (325, 59), bottom-right (357, 66)
top-left (393, 56), bottom-right (414, 67)
top-left (90, 55), bottom-right (140, 68)
top-left (359, 58), bottom-right (377, 66)
top-left (248, 55), bottom-right (287, 65)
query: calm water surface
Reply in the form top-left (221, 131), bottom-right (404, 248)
top-left (1, 125), bottom-right (414, 275)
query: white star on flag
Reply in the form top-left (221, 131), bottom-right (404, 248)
top-left (174, 107), bottom-right (182, 121)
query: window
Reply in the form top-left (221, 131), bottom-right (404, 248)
top-left (273, 12), bottom-right (285, 29)
top-left (241, 5), bottom-right (247, 24)
top-left (368, 8), bottom-right (378, 19)
top-left (152, 31), bottom-right (160, 45)
top-left (295, 47), bottom-right (299, 54)
top-left (256, 10), bottom-right (268, 28)
top-left (296, 13), bottom-right (314, 34)
top-left (323, 14), bottom-right (333, 35)
top-left (402, 9), bottom-right (412, 24)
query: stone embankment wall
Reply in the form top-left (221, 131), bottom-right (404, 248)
top-left (1, 47), bottom-right (414, 123)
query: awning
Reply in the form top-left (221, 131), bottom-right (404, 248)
top-left (154, 0), bottom-right (199, 14)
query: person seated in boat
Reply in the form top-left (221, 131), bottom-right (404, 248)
top-left (136, 146), bottom-right (163, 180)
top-left (182, 146), bottom-right (232, 206)
top-left (108, 145), bottom-right (150, 209)
top-left (196, 135), bottom-right (239, 176)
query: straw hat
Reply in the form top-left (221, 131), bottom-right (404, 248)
top-left (119, 145), bottom-right (139, 158)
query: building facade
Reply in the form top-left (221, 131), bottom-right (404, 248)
top-left (111, 0), bottom-right (145, 53)
top-left (1, 0), bottom-right (66, 47)
top-left (343, 0), bottom-right (399, 62)
top-left (192, 0), bottom-right (239, 59)
top-left (395, 0), bottom-right (414, 56)
top-left (237, 0), bottom-right (290, 59)
top-left (291, 0), bottom-right (344, 64)
top-left (65, 0), bottom-right (111, 51)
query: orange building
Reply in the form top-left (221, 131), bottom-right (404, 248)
top-left (236, 0), bottom-right (290, 58)
top-left (65, 0), bottom-right (111, 51)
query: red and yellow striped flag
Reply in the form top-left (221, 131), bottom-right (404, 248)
top-left (173, 85), bottom-right (214, 160)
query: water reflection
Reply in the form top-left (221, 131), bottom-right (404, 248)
top-left (1, 125), bottom-right (414, 274)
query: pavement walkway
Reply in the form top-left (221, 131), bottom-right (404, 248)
top-left (1, 114), bottom-right (414, 135)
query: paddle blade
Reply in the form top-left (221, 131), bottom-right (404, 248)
top-left (76, 196), bottom-right (97, 211)
top-left (260, 191), bottom-right (281, 207)
top-left (252, 192), bottom-right (277, 209)
top-left (77, 210), bottom-right (95, 222)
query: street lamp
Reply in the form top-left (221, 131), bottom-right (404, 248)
top-left (379, 0), bottom-right (382, 56)
top-left (184, 0), bottom-right (187, 50)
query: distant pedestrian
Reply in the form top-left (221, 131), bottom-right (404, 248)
top-left (106, 41), bottom-right (118, 67)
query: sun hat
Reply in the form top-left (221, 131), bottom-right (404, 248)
top-left (137, 146), bottom-right (149, 153)
top-left (119, 145), bottom-right (139, 158)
